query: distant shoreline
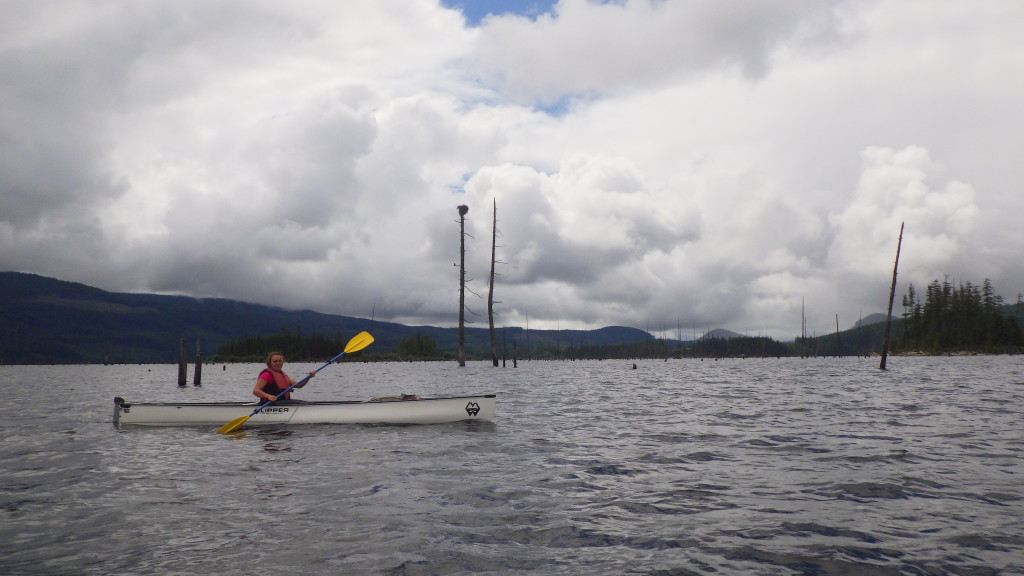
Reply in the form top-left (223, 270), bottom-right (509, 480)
top-left (4, 351), bottom-right (1020, 367)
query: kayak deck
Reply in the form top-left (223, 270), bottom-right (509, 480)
top-left (113, 394), bottom-right (496, 428)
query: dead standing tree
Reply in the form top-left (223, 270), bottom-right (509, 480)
top-left (457, 204), bottom-right (469, 367)
top-left (880, 222), bottom-right (904, 370)
top-left (487, 198), bottom-right (503, 367)
top-left (177, 336), bottom-right (188, 387)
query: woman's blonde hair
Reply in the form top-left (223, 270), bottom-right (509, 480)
top-left (265, 351), bottom-right (285, 367)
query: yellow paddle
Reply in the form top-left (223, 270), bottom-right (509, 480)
top-left (216, 331), bottom-right (374, 434)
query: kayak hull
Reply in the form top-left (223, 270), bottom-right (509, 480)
top-left (113, 395), bottom-right (496, 428)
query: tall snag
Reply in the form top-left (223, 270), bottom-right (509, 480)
top-left (880, 222), bottom-right (905, 370)
top-left (488, 199), bottom-right (500, 366)
top-left (457, 204), bottom-right (469, 367)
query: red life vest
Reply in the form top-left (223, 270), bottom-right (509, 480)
top-left (258, 368), bottom-right (291, 401)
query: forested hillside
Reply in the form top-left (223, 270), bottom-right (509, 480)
top-left (0, 272), bottom-right (652, 363)
top-left (2, 272), bottom-right (1020, 363)
top-left (895, 278), bottom-right (1023, 353)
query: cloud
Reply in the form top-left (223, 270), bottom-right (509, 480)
top-left (828, 146), bottom-right (978, 278)
top-left (465, 154), bottom-right (696, 282)
top-left (2, 0), bottom-right (1023, 340)
top-left (472, 0), bottom-right (845, 104)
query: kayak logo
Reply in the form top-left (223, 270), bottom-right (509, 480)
top-left (263, 407), bottom-right (290, 414)
top-left (465, 402), bottom-right (481, 416)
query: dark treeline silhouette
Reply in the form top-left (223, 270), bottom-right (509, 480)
top-left (216, 329), bottom-right (369, 362)
top-left (7, 272), bottom-right (1022, 364)
top-left (215, 292), bottom-right (1024, 361)
top-left (395, 333), bottom-right (440, 360)
top-left (896, 277), bottom-right (1023, 353)
top-left (210, 277), bottom-right (1024, 362)
top-left (688, 336), bottom-right (791, 358)
top-left (216, 330), bottom-right (452, 362)
top-left (215, 332), bottom-right (797, 361)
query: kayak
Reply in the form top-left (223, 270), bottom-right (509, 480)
top-left (113, 394), bottom-right (496, 428)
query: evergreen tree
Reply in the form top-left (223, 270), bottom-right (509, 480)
top-left (896, 277), bottom-right (1022, 353)
top-left (396, 333), bottom-right (439, 359)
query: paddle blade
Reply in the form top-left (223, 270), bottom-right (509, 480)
top-left (344, 331), bottom-right (374, 354)
top-left (217, 415), bottom-right (249, 434)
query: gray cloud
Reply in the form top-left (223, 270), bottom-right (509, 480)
top-left (472, 0), bottom-right (847, 103)
top-left (1, 0), bottom-right (1021, 340)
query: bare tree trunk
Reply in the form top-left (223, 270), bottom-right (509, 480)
top-left (525, 312), bottom-right (530, 361)
top-left (835, 314), bottom-right (840, 357)
top-left (880, 222), bottom-right (904, 370)
top-left (457, 204), bottom-right (469, 367)
top-left (488, 199), bottom-right (499, 366)
top-left (800, 297), bottom-right (806, 358)
top-left (177, 337), bottom-right (188, 387)
top-left (192, 336), bottom-right (203, 387)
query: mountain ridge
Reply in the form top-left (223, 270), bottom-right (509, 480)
top-left (0, 272), bottom-right (658, 363)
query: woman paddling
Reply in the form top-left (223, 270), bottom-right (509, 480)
top-left (253, 352), bottom-right (314, 404)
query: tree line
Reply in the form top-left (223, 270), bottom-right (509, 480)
top-left (214, 331), bottom-right (799, 361)
top-left (212, 276), bottom-right (1023, 361)
top-left (896, 277), bottom-right (1022, 353)
top-left (214, 329), bottom-right (451, 362)
top-left (215, 329), bottom-right (368, 362)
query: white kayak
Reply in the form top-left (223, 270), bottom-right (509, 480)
top-left (113, 394), bottom-right (496, 428)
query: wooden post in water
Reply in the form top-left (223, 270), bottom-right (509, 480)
top-left (880, 222), bottom-right (904, 370)
top-left (192, 336), bottom-right (203, 387)
top-left (177, 337), bottom-right (188, 387)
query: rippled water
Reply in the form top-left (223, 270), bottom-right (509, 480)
top-left (1, 356), bottom-right (1022, 575)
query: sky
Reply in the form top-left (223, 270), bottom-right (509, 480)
top-left (3, 0), bottom-right (1023, 340)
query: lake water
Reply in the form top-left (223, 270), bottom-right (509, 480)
top-left (1, 356), bottom-right (1022, 575)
